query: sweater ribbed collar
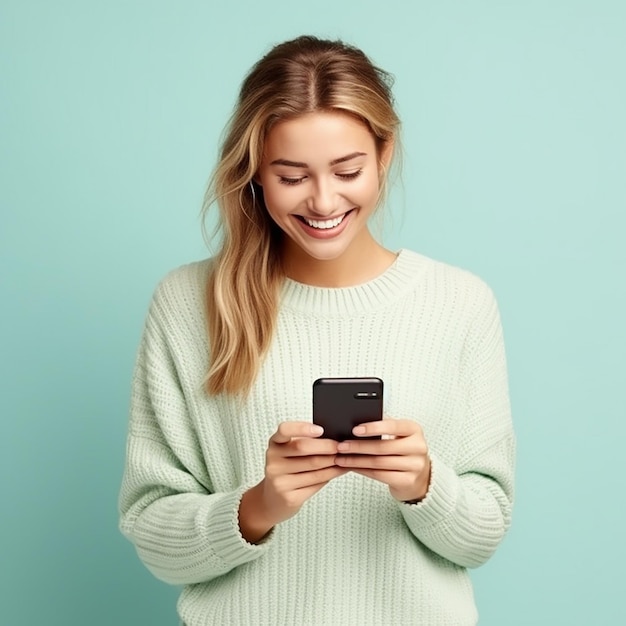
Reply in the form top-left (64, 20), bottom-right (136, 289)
top-left (279, 249), bottom-right (427, 317)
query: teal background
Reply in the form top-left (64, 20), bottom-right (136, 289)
top-left (2, 1), bottom-right (624, 624)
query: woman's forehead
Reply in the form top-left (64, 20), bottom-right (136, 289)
top-left (263, 112), bottom-right (376, 165)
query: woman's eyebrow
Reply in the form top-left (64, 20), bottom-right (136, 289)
top-left (330, 151), bottom-right (366, 166)
top-left (269, 151), bottom-right (367, 168)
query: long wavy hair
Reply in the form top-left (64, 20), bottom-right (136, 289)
top-left (203, 35), bottom-right (400, 395)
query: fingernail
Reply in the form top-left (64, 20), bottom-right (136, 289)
top-left (311, 425), bottom-right (324, 435)
top-left (353, 426), bottom-right (366, 435)
top-left (337, 442), bottom-right (349, 452)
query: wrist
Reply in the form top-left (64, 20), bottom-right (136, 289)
top-left (238, 482), bottom-right (275, 544)
top-left (396, 461), bottom-right (432, 504)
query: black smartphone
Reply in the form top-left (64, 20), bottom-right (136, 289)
top-left (312, 377), bottom-right (383, 441)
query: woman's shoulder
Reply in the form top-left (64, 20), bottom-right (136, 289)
top-left (401, 249), bottom-right (494, 291)
top-left (154, 257), bottom-right (212, 295)
top-left (146, 258), bottom-right (214, 325)
top-left (400, 249), bottom-right (498, 313)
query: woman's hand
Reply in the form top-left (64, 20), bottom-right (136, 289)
top-left (239, 422), bottom-right (346, 543)
top-left (334, 419), bottom-right (431, 503)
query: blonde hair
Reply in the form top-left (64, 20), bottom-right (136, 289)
top-left (203, 35), bottom-right (400, 395)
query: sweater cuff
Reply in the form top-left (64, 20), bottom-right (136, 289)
top-left (204, 487), bottom-right (274, 568)
top-left (398, 453), bottom-right (460, 529)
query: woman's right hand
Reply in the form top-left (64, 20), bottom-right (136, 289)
top-left (238, 422), bottom-right (345, 543)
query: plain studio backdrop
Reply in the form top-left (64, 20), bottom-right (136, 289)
top-left (1, 1), bottom-right (624, 624)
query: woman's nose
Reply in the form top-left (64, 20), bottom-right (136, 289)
top-left (308, 180), bottom-right (337, 216)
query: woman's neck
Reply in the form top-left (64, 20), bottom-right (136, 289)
top-left (280, 230), bottom-right (397, 288)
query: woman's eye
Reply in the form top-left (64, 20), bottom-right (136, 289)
top-left (279, 176), bottom-right (305, 186)
top-left (337, 169), bottom-right (362, 181)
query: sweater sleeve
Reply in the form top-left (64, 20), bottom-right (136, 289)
top-left (399, 284), bottom-right (515, 568)
top-left (118, 292), bottom-right (271, 586)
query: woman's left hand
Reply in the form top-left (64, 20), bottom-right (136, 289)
top-left (334, 418), bottom-right (431, 503)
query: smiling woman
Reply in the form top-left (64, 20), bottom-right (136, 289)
top-left (256, 111), bottom-right (395, 281)
top-left (118, 35), bottom-right (515, 626)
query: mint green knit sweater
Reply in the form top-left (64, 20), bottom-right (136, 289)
top-left (119, 249), bottom-right (515, 626)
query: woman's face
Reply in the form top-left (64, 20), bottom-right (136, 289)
top-left (256, 111), bottom-right (390, 266)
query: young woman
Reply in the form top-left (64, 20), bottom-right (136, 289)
top-left (119, 36), bottom-right (515, 625)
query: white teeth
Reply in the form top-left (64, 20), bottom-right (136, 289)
top-left (305, 214), bottom-right (346, 229)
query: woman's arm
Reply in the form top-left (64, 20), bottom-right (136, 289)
top-left (335, 284), bottom-right (514, 568)
top-left (398, 286), bottom-right (515, 568)
top-left (118, 305), bottom-right (271, 586)
top-left (119, 289), bottom-right (345, 583)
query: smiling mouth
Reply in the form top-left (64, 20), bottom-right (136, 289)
top-left (296, 209), bottom-right (354, 230)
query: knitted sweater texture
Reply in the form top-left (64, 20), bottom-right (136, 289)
top-left (119, 249), bottom-right (515, 626)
